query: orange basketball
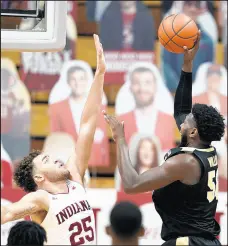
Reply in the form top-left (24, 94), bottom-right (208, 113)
top-left (158, 13), bottom-right (199, 54)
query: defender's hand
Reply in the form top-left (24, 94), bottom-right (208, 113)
top-left (103, 111), bottom-right (125, 141)
top-left (183, 30), bottom-right (201, 63)
top-left (94, 34), bottom-right (106, 74)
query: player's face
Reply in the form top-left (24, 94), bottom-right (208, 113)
top-left (130, 71), bottom-right (157, 108)
top-left (68, 70), bottom-right (88, 98)
top-left (139, 139), bottom-right (155, 167)
top-left (179, 113), bottom-right (197, 147)
top-left (207, 73), bottom-right (221, 93)
top-left (33, 153), bottom-right (70, 182)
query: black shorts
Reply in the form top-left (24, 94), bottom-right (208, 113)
top-left (162, 236), bottom-right (221, 246)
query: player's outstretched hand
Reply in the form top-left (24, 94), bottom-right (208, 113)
top-left (94, 34), bottom-right (106, 74)
top-left (183, 30), bottom-right (201, 63)
top-left (102, 111), bottom-right (125, 142)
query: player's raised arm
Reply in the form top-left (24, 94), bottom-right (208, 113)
top-left (103, 112), bottom-right (198, 194)
top-left (66, 34), bottom-right (106, 183)
top-left (174, 30), bottom-right (201, 130)
top-left (1, 191), bottom-right (48, 224)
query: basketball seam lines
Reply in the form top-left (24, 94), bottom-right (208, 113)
top-left (175, 32), bottom-right (198, 39)
top-left (166, 18), bottom-right (193, 48)
top-left (168, 39), bottom-right (185, 49)
top-left (161, 20), bottom-right (176, 51)
top-left (168, 18), bottom-right (196, 49)
top-left (160, 13), bottom-right (197, 51)
top-left (172, 15), bottom-right (193, 37)
top-left (162, 13), bottom-right (193, 50)
top-left (161, 17), bottom-right (174, 45)
top-left (159, 35), bottom-right (174, 52)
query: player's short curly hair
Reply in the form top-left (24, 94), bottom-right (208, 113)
top-left (14, 150), bottom-right (41, 193)
top-left (192, 103), bottom-right (225, 143)
top-left (7, 221), bottom-right (47, 246)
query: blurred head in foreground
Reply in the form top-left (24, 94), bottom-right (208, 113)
top-left (7, 221), bottom-right (47, 246)
top-left (106, 201), bottom-right (144, 245)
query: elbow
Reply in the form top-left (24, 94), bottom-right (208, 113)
top-left (123, 186), bottom-right (139, 194)
top-left (123, 183), bottom-right (138, 194)
top-left (123, 186), bottom-right (134, 194)
top-left (122, 175), bottom-right (140, 194)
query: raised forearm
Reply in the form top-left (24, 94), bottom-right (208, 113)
top-left (116, 138), bottom-right (139, 192)
top-left (80, 72), bottom-right (104, 127)
top-left (182, 61), bottom-right (193, 73)
top-left (174, 62), bottom-right (193, 129)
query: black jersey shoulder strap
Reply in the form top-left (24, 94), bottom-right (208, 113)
top-left (164, 147), bottom-right (188, 161)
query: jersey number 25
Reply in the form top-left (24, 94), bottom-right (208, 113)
top-left (69, 216), bottom-right (95, 245)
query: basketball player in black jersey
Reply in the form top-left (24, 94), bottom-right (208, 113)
top-left (103, 30), bottom-right (225, 246)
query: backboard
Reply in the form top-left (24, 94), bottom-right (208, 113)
top-left (1, 1), bottom-right (67, 51)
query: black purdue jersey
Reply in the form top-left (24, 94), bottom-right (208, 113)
top-left (152, 146), bottom-right (220, 241)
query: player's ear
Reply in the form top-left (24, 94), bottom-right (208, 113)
top-left (190, 127), bottom-right (198, 137)
top-left (138, 226), bottom-right (145, 237)
top-left (105, 225), bottom-right (111, 236)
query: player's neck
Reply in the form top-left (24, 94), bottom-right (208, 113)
top-left (187, 141), bottom-right (210, 149)
top-left (40, 180), bottom-right (68, 195)
top-left (112, 238), bottom-right (139, 245)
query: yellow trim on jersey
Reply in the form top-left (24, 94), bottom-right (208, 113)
top-left (181, 147), bottom-right (215, 153)
top-left (176, 236), bottom-right (189, 245)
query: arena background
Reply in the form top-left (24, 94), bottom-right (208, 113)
top-left (1, 1), bottom-right (227, 245)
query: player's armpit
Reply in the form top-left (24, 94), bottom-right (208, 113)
top-left (1, 191), bottom-right (48, 224)
top-left (124, 154), bottom-right (197, 194)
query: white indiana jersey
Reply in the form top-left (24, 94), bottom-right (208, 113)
top-left (39, 180), bottom-right (96, 245)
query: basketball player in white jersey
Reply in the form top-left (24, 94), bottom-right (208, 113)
top-left (1, 34), bottom-right (105, 245)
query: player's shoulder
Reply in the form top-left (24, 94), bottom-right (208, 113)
top-left (27, 190), bottom-right (49, 202)
top-left (164, 151), bottom-right (199, 175)
top-left (67, 179), bottom-right (86, 193)
top-left (21, 190), bottom-right (49, 209)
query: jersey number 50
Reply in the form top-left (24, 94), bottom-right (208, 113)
top-left (69, 216), bottom-right (95, 245)
top-left (207, 170), bottom-right (218, 203)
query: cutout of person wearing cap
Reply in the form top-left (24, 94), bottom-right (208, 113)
top-left (115, 133), bottom-right (162, 191)
top-left (48, 60), bottom-right (110, 167)
top-left (193, 63), bottom-right (227, 117)
top-left (116, 62), bottom-right (175, 153)
top-left (1, 58), bottom-right (31, 162)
